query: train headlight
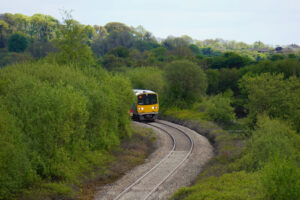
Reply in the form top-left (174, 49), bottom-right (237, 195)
top-left (152, 106), bottom-right (154, 109)
top-left (138, 107), bottom-right (144, 111)
top-left (154, 106), bottom-right (157, 109)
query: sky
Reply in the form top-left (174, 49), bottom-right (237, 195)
top-left (1, 0), bottom-right (300, 45)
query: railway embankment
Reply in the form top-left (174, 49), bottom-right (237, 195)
top-left (94, 120), bottom-right (213, 200)
top-left (78, 123), bottom-right (156, 200)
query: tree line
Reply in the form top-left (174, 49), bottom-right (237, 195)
top-left (0, 12), bottom-right (300, 200)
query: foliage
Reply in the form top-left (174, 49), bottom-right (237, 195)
top-left (241, 116), bottom-right (299, 171)
top-left (240, 58), bottom-right (300, 78)
top-left (219, 68), bottom-right (240, 93)
top-left (261, 157), bottom-right (300, 200)
top-left (0, 62), bottom-right (133, 199)
top-left (240, 73), bottom-right (300, 131)
top-left (0, 20), bottom-right (9, 48)
top-left (172, 171), bottom-right (262, 200)
top-left (0, 105), bottom-right (33, 199)
top-left (211, 52), bottom-right (251, 69)
top-left (164, 60), bottom-right (207, 107)
top-left (8, 33), bottom-right (28, 52)
top-left (54, 14), bottom-right (95, 67)
top-left (124, 67), bottom-right (165, 95)
top-left (205, 69), bottom-right (219, 94)
top-left (0, 51), bottom-right (33, 67)
top-left (205, 95), bottom-right (235, 124)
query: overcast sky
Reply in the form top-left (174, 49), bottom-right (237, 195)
top-left (1, 0), bottom-right (300, 45)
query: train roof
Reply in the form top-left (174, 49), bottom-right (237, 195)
top-left (133, 89), bottom-right (157, 96)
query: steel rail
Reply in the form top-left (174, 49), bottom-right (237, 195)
top-left (112, 122), bottom-right (176, 200)
top-left (142, 122), bottom-right (194, 200)
top-left (112, 121), bottom-right (194, 200)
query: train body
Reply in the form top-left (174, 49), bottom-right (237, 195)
top-left (130, 89), bottom-right (159, 121)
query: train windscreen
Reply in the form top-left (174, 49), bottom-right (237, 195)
top-left (137, 94), bottom-right (157, 105)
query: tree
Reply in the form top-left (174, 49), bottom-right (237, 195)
top-left (108, 46), bottom-right (130, 58)
top-left (206, 69), bottom-right (220, 94)
top-left (240, 73), bottom-right (300, 131)
top-left (253, 41), bottom-right (267, 49)
top-left (211, 52), bottom-right (250, 69)
top-left (164, 60), bottom-right (207, 106)
top-left (29, 14), bottom-right (58, 42)
top-left (0, 20), bottom-right (9, 48)
top-left (8, 33), bottom-right (28, 52)
top-left (219, 68), bottom-right (240, 93)
top-left (55, 13), bottom-right (94, 66)
top-left (104, 22), bottom-right (131, 33)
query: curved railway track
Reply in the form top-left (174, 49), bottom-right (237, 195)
top-left (113, 121), bottom-right (194, 200)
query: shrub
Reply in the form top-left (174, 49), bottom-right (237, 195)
top-left (172, 171), bottom-right (262, 200)
top-left (0, 62), bottom-right (133, 198)
top-left (261, 157), bottom-right (300, 200)
top-left (241, 116), bottom-right (298, 171)
top-left (240, 73), bottom-right (300, 131)
top-left (205, 95), bottom-right (235, 124)
top-left (0, 105), bottom-right (33, 199)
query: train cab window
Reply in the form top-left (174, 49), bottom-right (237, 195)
top-left (138, 94), bottom-right (157, 105)
top-left (138, 95), bottom-right (144, 105)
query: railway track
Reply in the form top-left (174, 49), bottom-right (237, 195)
top-left (112, 121), bottom-right (194, 200)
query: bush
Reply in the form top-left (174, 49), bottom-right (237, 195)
top-left (205, 95), bottom-right (235, 124)
top-left (261, 157), bottom-right (300, 200)
top-left (0, 62), bottom-right (133, 198)
top-left (241, 116), bottom-right (299, 171)
top-left (172, 171), bottom-right (262, 200)
top-left (240, 73), bottom-right (300, 131)
top-left (0, 105), bottom-right (33, 199)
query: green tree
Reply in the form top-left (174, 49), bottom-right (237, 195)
top-left (0, 20), bottom-right (9, 48)
top-left (219, 68), bottom-right (240, 93)
top-left (29, 14), bottom-right (58, 42)
top-left (8, 33), bottom-right (28, 52)
top-left (240, 73), bottom-right (300, 131)
top-left (205, 69), bottom-right (220, 94)
top-left (125, 67), bottom-right (165, 95)
top-left (164, 60), bottom-right (207, 106)
top-left (55, 13), bottom-right (94, 66)
top-left (104, 22), bottom-right (131, 33)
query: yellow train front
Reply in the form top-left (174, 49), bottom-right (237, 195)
top-left (131, 89), bottom-right (159, 121)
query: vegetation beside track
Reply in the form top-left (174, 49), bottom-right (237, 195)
top-left (164, 107), bottom-right (300, 200)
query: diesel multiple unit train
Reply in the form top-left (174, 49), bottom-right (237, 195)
top-left (130, 89), bottom-right (159, 121)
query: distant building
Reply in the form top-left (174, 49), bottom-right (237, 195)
top-left (286, 44), bottom-right (300, 51)
top-left (275, 46), bottom-right (283, 52)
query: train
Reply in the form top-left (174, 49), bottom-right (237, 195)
top-left (130, 89), bottom-right (159, 121)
